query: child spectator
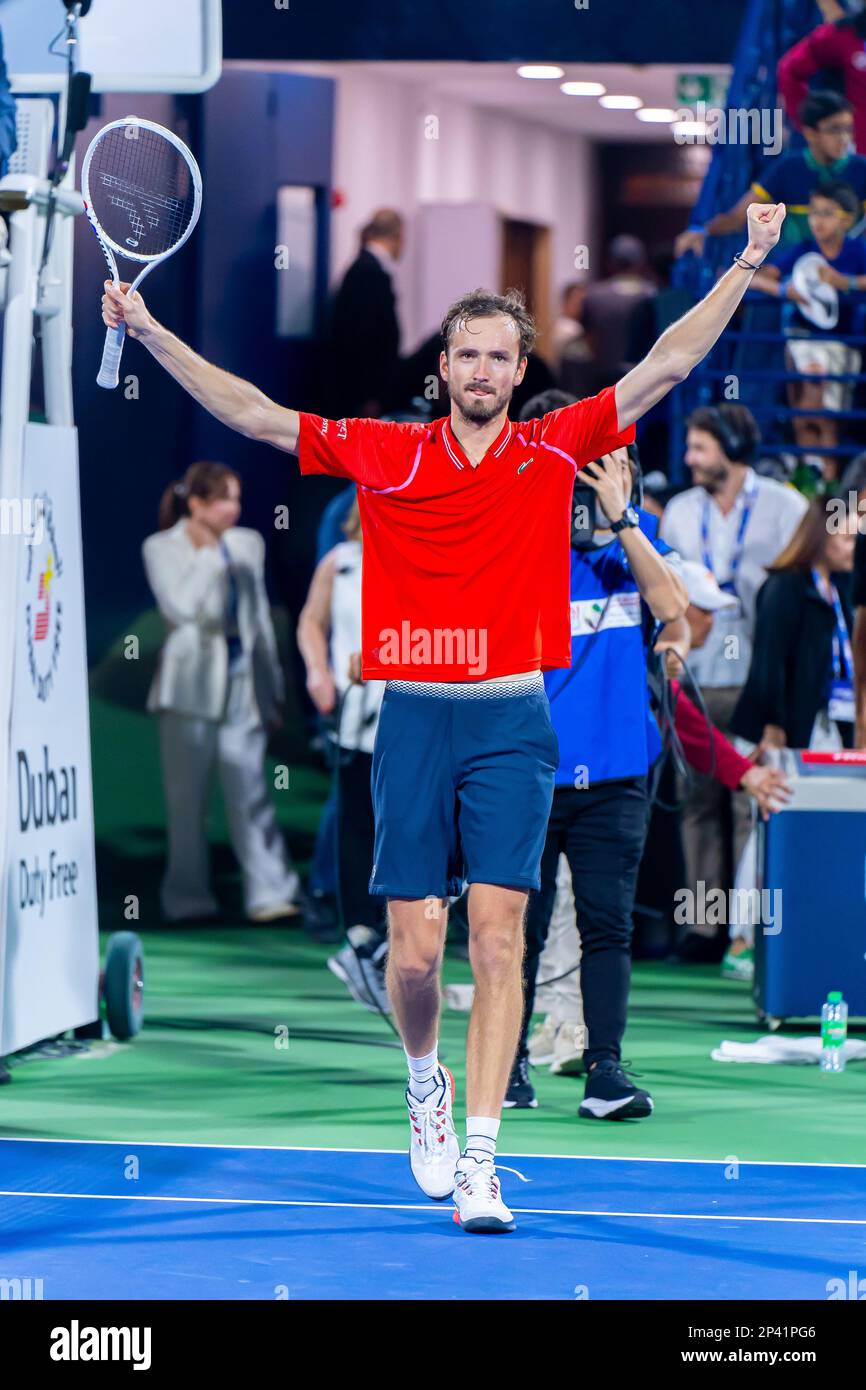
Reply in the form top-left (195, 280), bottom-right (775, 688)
top-left (675, 92), bottom-right (866, 257)
top-left (750, 181), bottom-right (866, 464)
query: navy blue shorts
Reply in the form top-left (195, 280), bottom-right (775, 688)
top-left (369, 673), bottom-right (559, 899)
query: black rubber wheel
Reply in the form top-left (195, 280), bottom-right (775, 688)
top-left (103, 932), bottom-right (144, 1041)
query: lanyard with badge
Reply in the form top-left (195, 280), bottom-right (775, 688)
top-left (700, 473), bottom-right (757, 619)
top-left (812, 567), bottom-right (855, 724)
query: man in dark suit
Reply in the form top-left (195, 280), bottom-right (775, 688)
top-left (327, 208), bottom-right (404, 418)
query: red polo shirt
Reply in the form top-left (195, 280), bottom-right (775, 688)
top-left (297, 386), bottom-right (635, 680)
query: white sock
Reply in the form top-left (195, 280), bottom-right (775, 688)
top-left (406, 1045), bottom-right (440, 1102)
top-left (463, 1115), bottom-right (499, 1165)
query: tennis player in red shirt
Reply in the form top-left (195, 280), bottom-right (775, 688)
top-left (103, 200), bottom-right (784, 1234)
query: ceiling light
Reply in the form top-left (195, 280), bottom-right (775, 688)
top-left (560, 81), bottom-right (606, 97)
top-left (671, 119), bottom-right (708, 137)
top-left (599, 94), bottom-right (643, 110)
top-left (517, 65), bottom-right (565, 80)
top-left (636, 107), bottom-right (678, 122)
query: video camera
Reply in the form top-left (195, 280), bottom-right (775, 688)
top-left (571, 441), bottom-right (644, 549)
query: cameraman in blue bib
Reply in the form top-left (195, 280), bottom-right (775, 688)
top-left (507, 391), bottom-right (688, 1118)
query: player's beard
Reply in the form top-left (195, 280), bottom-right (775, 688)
top-left (693, 461), bottom-right (729, 494)
top-left (453, 381), bottom-right (513, 424)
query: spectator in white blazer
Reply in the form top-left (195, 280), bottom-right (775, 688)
top-left (142, 461), bottom-right (301, 923)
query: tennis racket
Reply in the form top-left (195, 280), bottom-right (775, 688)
top-left (81, 116), bottom-right (202, 390)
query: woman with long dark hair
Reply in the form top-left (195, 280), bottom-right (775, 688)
top-left (731, 497), bottom-right (857, 752)
top-left (143, 462), bottom-right (301, 922)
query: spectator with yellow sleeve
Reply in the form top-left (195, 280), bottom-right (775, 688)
top-left (676, 92), bottom-right (866, 259)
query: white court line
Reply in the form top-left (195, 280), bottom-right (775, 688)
top-left (2, 1136), bottom-right (865, 1170)
top-left (1, 1188), bottom-right (866, 1226)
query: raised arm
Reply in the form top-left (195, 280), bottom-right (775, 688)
top-left (616, 203), bottom-right (786, 430)
top-left (102, 283), bottom-right (300, 453)
top-left (297, 550), bottom-right (338, 716)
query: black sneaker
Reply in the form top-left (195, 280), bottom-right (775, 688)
top-left (578, 1059), bottom-right (653, 1121)
top-left (301, 892), bottom-right (342, 944)
top-left (503, 1051), bottom-right (538, 1109)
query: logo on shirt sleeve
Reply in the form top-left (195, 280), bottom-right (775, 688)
top-left (570, 592), bottom-right (641, 636)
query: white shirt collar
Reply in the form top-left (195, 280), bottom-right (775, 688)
top-left (365, 240), bottom-right (396, 275)
top-left (735, 466), bottom-right (758, 504)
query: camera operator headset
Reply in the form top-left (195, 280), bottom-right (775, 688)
top-left (512, 389), bottom-right (689, 1116)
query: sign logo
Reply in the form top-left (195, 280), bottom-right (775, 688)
top-left (23, 492), bottom-right (63, 703)
top-left (34, 552), bottom-right (54, 642)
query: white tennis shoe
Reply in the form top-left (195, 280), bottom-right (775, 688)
top-left (452, 1155), bottom-right (516, 1233)
top-left (406, 1066), bottom-right (460, 1199)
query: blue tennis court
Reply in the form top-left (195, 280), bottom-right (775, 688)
top-left (2, 1138), bottom-right (864, 1300)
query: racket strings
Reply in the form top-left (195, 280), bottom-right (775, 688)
top-left (87, 127), bottom-right (197, 259)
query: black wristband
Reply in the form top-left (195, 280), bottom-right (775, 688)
top-left (733, 252), bottom-right (763, 271)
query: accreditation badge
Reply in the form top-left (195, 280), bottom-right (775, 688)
top-left (828, 678), bottom-right (855, 724)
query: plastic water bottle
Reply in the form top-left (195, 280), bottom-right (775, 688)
top-left (820, 992), bottom-right (848, 1073)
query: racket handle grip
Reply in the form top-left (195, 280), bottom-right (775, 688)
top-left (97, 323), bottom-right (127, 390)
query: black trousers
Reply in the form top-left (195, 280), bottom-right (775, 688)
top-left (334, 749), bottom-right (386, 932)
top-left (519, 778), bottom-right (650, 1068)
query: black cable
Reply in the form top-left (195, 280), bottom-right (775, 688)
top-left (647, 648), bottom-right (717, 812)
top-left (534, 959), bottom-right (581, 990)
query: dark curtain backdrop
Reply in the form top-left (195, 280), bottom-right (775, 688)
top-left (70, 74), bottom-right (335, 664)
top-left (223, 0), bottom-right (749, 65)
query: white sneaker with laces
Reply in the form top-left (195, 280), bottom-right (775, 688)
top-left (527, 1014), bottom-right (558, 1068)
top-left (549, 1021), bottom-right (585, 1076)
top-left (452, 1155), bottom-right (515, 1233)
top-left (406, 1066), bottom-right (460, 1199)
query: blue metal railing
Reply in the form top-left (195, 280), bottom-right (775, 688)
top-left (666, 0), bottom-right (840, 479)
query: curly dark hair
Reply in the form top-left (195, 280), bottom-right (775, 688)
top-left (440, 287), bottom-right (536, 359)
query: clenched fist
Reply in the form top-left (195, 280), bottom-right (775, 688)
top-left (743, 202), bottom-right (786, 261)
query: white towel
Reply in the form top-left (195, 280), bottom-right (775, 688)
top-left (712, 1036), bottom-right (866, 1065)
